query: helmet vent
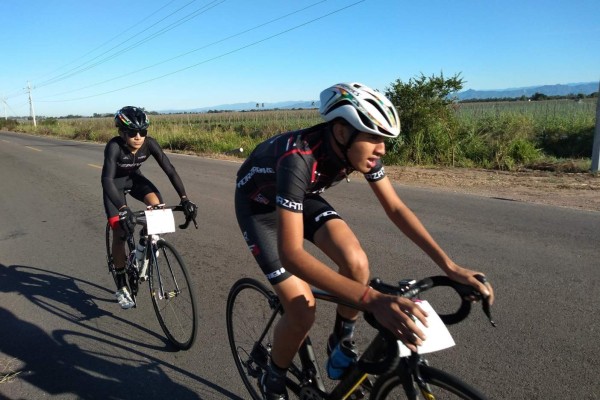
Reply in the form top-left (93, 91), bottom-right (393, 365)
top-left (365, 99), bottom-right (392, 126)
top-left (327, 99), bottom-right (351, 113)
top-left (358, 111), bottom-right (375, 130)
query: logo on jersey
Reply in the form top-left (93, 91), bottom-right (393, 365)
top-left (243, 232), bottom-right (261, 256)
top-left (365, 166), bottom-right (385, 181)
top-left (276, 196), bottom-right (303, 211)
top-left (252, 193), bottom-right (270, 205)
top-left (248, 244), bottom-right (260, 257)
top-left (118, 162), bottom-right (143, 169)
top-left (237, 166), bottom-right (275, 188)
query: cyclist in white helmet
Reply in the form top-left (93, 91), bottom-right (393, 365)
top-left (234, 83), bottom-right (494, 400)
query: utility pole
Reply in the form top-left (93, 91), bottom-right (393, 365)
top-left (592, 80), bottom-right (600, 173)
top-left (1, 97), bottom-right (7, 120)
top-left (26, 81), bottom-right (36, 126)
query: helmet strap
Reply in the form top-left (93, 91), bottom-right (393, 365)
top-left (329, 122), bottom-right (359, 171)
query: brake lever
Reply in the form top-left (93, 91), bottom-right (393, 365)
top-left (474, 275), bottom-right (496, 327)
top-left (482, 298), bottom-right (496, 327)
top-left (178, 215), bottom-right (198, 230)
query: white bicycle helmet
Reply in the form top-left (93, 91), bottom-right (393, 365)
top-left (319, 82), bottom-right (400, 138)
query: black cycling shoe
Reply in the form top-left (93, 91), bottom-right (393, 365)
top-left (260, 370), bottom-right (289, 400)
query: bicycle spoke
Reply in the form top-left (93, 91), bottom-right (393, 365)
top-left (149, 240), bottom-right (197, 350)
top-left (226, 279), bottom-right (283, 400)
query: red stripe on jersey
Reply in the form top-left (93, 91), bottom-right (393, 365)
top-left (276, 139), bottom-right (323, 169)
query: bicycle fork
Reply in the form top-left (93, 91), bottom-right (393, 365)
top-left (150, 241), bottom-right (183, 301)
top-left (399, 354), bottom-right (434, 400)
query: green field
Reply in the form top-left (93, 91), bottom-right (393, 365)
top-left (3, 98), bottom-right (597, 172)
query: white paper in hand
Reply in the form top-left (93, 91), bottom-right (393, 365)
top-left (398, 300), bottom-right (455, 357)
top-left (145, 208), bottom-right (176, 235)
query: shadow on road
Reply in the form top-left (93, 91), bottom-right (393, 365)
top-left (0, 263), bottom-right (243, 399)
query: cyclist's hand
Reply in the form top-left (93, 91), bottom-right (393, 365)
top-left (365, 291), bottom-right (429, 352)
top-left (446, 265), bottom-right (494, 305)
top-left (180, 198), bottom-right (198, 220)
top-left (118, 206), bottom-right (136, 236)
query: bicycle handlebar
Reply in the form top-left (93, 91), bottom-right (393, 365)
top-left (132, 204), bottom-right (198, 230)
top-left (369, 275), bottom-right (495, 326)
top-left (356, 275), bottom-right (495, 375)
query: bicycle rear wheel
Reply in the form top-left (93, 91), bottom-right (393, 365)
top-left (371, 364), bottom-right (488, 400)
top-left (226, 278), bottom-right (283, 400)
top-left (149, 239), bottom-right (198, 350)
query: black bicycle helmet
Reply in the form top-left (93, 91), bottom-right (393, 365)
top-left (114, 106), bottom-right (150, 130)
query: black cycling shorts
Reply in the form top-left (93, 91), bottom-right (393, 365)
top-left (235, 189), bottom-right (342, 284)
top-left (103, 173), bottom-right (163, 221)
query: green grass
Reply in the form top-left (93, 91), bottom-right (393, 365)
top-left (5, 98), bottom-right (597, 172)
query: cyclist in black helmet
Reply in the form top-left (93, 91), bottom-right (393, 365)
top-left (102, 106), bottom-right (198, 309)
top-left (234, 83), bottom-right (494, 400)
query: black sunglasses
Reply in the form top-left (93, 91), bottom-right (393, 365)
top-left (121, 128), bottom-right (148, 138)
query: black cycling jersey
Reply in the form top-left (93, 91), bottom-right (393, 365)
top-left (234, 123), bottom-right (386, 283)
top-left (101, 136), bottom-right (186, 214)
top-left (235, 123), bottom-right (386, 212)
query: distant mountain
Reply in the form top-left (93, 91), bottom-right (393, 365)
top-left (158, 82), bottom-right (598, 114)
top-left (455, 81), bottom-right (598, 101)
top-left (160, 100), bottom-right (317, 114)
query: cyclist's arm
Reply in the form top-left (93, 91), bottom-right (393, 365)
top-left (368, 176), bottom-right (493, 303)
top-left (147, 137), bottom-right (188, 199)
top-left (101, 141), bottom-right (127, 210)
top-left (277, 206), bottom-right (427, 348)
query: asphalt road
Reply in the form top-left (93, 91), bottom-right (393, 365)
top-left (0, 131), bottom-right (598, 400)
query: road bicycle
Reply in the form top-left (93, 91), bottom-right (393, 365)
top-left (105, 203), bottom-right (199, 350)
top-left (226, 275), bottom-right (495, 399)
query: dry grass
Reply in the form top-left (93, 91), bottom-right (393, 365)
top-left (383, 165), bottom-right (600, 211)
top-left (0, 358), bottom-right (21, 384)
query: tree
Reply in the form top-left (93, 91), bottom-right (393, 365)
top-left (385, 72), bottom-right (464, 165)
top-left (530, 92), bottom-right (548, 101)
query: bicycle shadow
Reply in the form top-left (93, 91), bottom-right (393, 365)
top-left (0, 263), bottom-right (168, 348)
top-left (0, 263), bottom-right (244, 399)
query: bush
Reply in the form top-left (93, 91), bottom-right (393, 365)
top-left (40, 118), bottom-right (58, 126)
top-left (385, 72), bottom-right (464, 166)
top-left (0, 119), bottom-right (19, 131)
top-left (537, 126), bottom-right (594, 158)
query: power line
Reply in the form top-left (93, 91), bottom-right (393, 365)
top-left (37, 0), bottom-right (328, 100)
top-left (38, 0), bottom-right (365, 103)
top-left (35, 0), bottom-right (224, 89)
top-left (30, 0), bottom-right (183, 84)
top-left (4, 0), bottom-right (196, 100)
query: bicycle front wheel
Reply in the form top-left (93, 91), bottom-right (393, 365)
top-left (226, 278), bottom-right (283, 400)
top-left (371, 364), bottom-right (488, 400)
top-left (149, 239), bottom-right (198, 350)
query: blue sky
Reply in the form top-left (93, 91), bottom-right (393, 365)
top-left (1, 0), bottom-right (598, 117)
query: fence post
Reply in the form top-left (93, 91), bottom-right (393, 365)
top-left (592, 81), bottom-right (600, 173)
